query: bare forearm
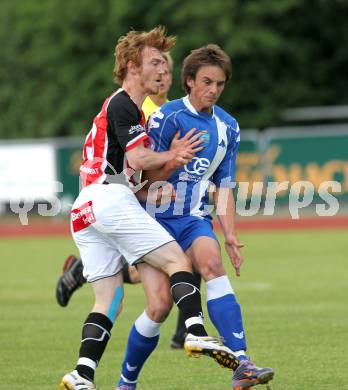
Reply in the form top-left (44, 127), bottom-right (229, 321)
top-left (142, 159), bottom-right (177, 185)
top-left (215, 187), bottom-right (243, 276)
top-left (214, 188), bottom-right (237, 238)
top-left (137, 148), bottom-right (174, 170)
top-left (127, 146), bottom-right (174, 171)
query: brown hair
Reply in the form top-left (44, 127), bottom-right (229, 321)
top-left (113, 26), bottom-right (176, 84)
top-left (181, 44), bottom-right (232, 93)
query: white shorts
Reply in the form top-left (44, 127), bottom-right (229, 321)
top-left (71, 183), bottom-right (174, 282)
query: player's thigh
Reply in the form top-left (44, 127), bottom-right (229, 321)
top-left (143, 240), bottom-right (191, 275)
top-left (137, 263), bottom-right (173, 321)
top-left (98, 188), bottom-right (176, 268)
top-left (186, 236), bottom-right (226, 280)
top-left (73, 225), bottom-right (125, 283)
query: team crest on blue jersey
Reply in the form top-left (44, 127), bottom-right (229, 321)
top-left (199, 131), bottom-right (210, 146)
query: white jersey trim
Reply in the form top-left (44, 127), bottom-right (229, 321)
top-left (126, 132), bottom-right (148, 149)
top-left (190, 115), bottom-right (228, 217)
top-left (182, 95), bottom-right (216, 116)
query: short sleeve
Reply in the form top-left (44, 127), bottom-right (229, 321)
top-left (147, 108), bottom-right (178, 152)
top-left (107, 95), bottom-right (148, 152)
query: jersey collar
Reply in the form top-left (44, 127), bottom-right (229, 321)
top-left (183, 95), bottom-right (215, 117)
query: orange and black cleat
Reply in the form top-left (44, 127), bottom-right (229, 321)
top-left (232, 359), bottom-right (274, 389)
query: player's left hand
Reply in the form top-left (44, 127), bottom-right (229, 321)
top-left (224, 235), bottom-right (244, 277)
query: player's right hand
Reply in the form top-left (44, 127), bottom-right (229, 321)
top-left (224, 235), bottom-right (244, 277)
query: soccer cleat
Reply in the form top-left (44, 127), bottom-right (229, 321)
top-left (59, 370), bottom-right (96, 389)
top-left (115, 385), bottom-right (136, 390)
top-left (184, 333), bottom-right (239, 370)
top-left (56, 255), bottom-right (86, 307)
top-left (232, 359), bottom-right (274, 389)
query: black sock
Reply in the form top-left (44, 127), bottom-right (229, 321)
top-left (174, 272), bottom-right (202, 339)
top-left (76, 312), bottom-right (113, 381)
top-left (169, 271), bottom-right (207, 337)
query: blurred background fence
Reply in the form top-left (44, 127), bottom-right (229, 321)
top-left (1, 0), bottom-right (348, 221)
top-left (2, 123), bottom-right (347, 218)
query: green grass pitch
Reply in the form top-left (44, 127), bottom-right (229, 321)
top-left (0, 229), bottom-right (347, 389)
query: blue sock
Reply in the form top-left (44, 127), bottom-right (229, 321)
top-left (206, 276), bottom-right (247, 354)
top-left (118, 311), bottom-right (160, 386)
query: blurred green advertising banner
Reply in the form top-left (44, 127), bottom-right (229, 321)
top-left (264, 125), bottom-right (348, 203)
top-left (235, 125), bottom-right (348, 205)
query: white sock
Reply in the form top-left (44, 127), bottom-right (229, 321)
top-left (134, 311), bottom-right (161, 337)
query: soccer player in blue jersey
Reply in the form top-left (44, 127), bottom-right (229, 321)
top-left (59, 29), bottom-right (241, 390)
top-left (115, 44), bottom-right (274, 390)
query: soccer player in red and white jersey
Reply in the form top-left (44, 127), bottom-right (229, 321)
top-left (59, 27), bottom-right (238, 390)
top-left (55, 51), bottom-right (200, 350)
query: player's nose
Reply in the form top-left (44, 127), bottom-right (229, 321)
top-left (209, 83), bottom-right (219, 95)
top-left (158, 62), bottom-right (166, 74)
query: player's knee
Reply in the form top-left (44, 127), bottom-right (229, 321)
top-left (160, 243), bottom-right (192, 274)
top-left (199, 257), bottom-right (225, 279)
top-left (146, 297), bottom-right (173, 322)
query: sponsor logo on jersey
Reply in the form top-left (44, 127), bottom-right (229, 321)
top-left (71, 201), bottom-right (96, 232)
top-left (128, 124), bottom-right (145, 135)
top-left (80, 165), bottom-right (99, 175)
top-left (184, 157), bottom-right (211, 176)
top-left (179, 172), bottom-right (201, 182)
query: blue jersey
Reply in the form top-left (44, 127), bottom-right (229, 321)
top-left (147, 96), bottom-right (240, 219)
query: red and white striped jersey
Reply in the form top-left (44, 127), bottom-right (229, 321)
top-left (80, 89), bottom-right (148, 187)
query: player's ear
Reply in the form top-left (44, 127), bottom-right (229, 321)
top-left (127, 60), bottom-right (138, 76)
top-left (187, 77), bottom-right (194, 89)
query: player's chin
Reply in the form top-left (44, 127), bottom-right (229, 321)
top-left (148, 86), bottom-right (160, 95)
top-left (205, 98), bottom-right (217, 106)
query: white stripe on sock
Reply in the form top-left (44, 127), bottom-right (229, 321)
top-left (77, 357), bottom-right (97, 370)
top-left (234, 350), bottom-right (247, 357)
top-left (121, 374), bottom-right (138, 384)
top-left (206, 275), bottom-right (234, 301)
top-left (134, 311), bottom-right (161, 338)
top-left (185, 315), bottom-right (204, 329)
